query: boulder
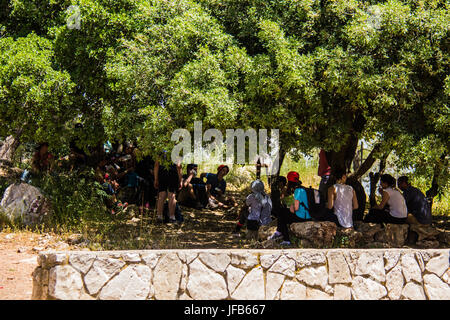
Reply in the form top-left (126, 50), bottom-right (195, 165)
top-left (353, 221), bottom-right (383, 243)
top-left (290, 221), bottom-right (337, 248)
top-left (409, 224), bottom-right (441, 242)
top-left (437, 231), bottom-right (450, 246)
top-left (0, 183), bottom-right (51, 227)
top-left (336, 228), bottom-right (363, 247)
top-left (258, 219), bottom-right (278, 241)
top-left (373, 224), bottom-right (409, 247)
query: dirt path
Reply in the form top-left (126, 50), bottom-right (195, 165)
top-left (0, 232), bottom-right (79, 300)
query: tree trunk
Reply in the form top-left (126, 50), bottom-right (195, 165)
top-left (327, 134), bottom-right (359, 174)
top-left (426, 153), bottom-right (447, 211)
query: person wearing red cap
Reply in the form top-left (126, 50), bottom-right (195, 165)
top-left (269, 171), bottom-right (311, 245)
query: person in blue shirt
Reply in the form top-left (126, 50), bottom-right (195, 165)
top-left (269, 171), bottom-right (312, 245)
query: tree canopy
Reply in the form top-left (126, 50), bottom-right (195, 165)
top-left (0, 0), bottom-right (448, 192)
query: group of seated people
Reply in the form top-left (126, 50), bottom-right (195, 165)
top-left (96, 144), bottom-right (239, 219)
top-left (233, 169), bottom-right (433, 246)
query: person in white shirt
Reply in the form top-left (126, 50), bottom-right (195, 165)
top-left (364, 174), bottom-right (408, 224)
top-left (324, 169), bottom-right (359, 228)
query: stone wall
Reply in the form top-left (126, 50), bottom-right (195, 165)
top-left (32, 249), bottom-right (450, 300)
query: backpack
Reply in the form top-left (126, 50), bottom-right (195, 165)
top-left (298, 186), bottom-right (327, 221)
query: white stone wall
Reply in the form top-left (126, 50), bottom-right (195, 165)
top-left (32, 249), bottom-right (450, 300)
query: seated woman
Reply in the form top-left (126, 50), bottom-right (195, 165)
top-left (323, 169), bottom-right (359, 228)
top-left (364, 174), bottom-right (408, 224)
top-left (269, 171), bottom-right (312, 245)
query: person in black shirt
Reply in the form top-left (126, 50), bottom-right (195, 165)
top-left (397, 176), bottom-right (432, 225)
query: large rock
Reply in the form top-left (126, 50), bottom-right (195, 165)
top-left (153, 253), bottom-right (183, 300)
top-left (353, 221), bottom-right (383, 243)
top-left (409, 224), bottom-right (440, 242)
top-left (290, 221), bottom-right (337, 248)
top-left (336, 228), bottom-right (363, 247)
top-left (258, 219), bottom-right (278, 241)
top-left (0, 183), bottom-right (51, 227)
top-left (374, 224), bottom-right (409, 247)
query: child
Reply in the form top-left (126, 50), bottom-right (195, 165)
top-left (234, 180), bottom-right (272, 240)
top-left (102, 173), bottom-right (128, 215)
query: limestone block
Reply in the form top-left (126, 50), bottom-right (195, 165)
top-left (334, 284), bottom-right (352, 300)
top-left (425, 253), bottom-right (449, 277)
top-left (141, 252), bottom-right (160, 269)
top-left (280, 280), bottom-right (306, 300)
top-left (153, 253), bottom-right (183, 300)
top-left (231, 266), bottom-right (265, 300)
top-left (226, 264), bottom-right (246, 295)
top-left (296, 265), bottom-right (329, 290)
top-left (83, 257), bottom-right (126, 296)
top-left (423, 274), bottom-right (450, 300)
top-left (268, 255), bottom-right (296, 278)
top-left (48, 265), bottom-right (85, 300)
top-left (401, 282), bottom-right (426, 300)
top-left (401, 253), bottom-right (422, 283)
top-left (98, 264), bottom-right (152, 300)
top-left (230, 251), bottom-right (259, 270)
top-left (198, 252), bottom-right (231, 273)
top-left (121, 252), bottom-right (141, 263)
top-left (354, 251), bottom-right (386, 282)
top-left (187, 258), bottom-right (228, 300)
top-left (69, 253), bottom-right (96, 274)
top-left (384, 251), bottom-right (401, 271)
top-left (327, 251), bottom-right (352, 284)
top-left (351, 276), bottom-right (387, 300)
top-left (386, 265), bottom-right (404, 300)
top-left (265, 272), bottom-right (285, 300)
top-left (292, 251), bottom-right (326, 268)
top-left (260, 253), bottom-right (281, 269)
top-left (306, 287), bottom-right (332, 300)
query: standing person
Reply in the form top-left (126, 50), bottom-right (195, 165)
top-left (397, 176), bottom-right (432, 225)
top-left (323, 169), bottom-right (359, 228)
top-left (154, 155), bottom-right (182, 223)
top-left (135, 155), bottom-right (156, 210)
top-left (269, 171), bottom-right (311, 245)
top-left (318, 149), bottom-right (332, 202)
top-left (364, 174), bottom-right (408, 224)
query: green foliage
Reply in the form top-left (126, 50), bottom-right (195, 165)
top-left (0, 33), bottom-right (75, 148)
top-left (30, 168), bottom-right (110, 228)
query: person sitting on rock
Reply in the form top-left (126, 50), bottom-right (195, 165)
top-left (178, 164), bottom-right (207, 210)
top-left (268, 171), bottom-right (312, 246)
top-left (397, 176), bottom-right (432, 225)
top-left (322, 169), bottom-right (359, 228)
top-left (201, 165), bottom-right (237, 209)
top-left (363, 174), bottom-right (407, 224)
top-left (232, 180), bottom-right (272, 238)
